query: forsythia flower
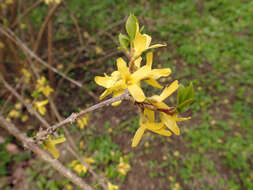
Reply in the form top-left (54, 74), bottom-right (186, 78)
top-left (148, 80), bottom-right (190, 135)
top-left (70, 157), bottom-right (95, 175)
top-left (8, 109), bottom-right (20, 118)
top-left (95, 53), bottom-right (171, 103)
top-left (77, 115), bottom-right (89, 129)
top-left (44, 136), bottom-right (66, 159)
top-left (132, 109), bottom-right (172, 147)
top-left (21, 68), bottom-right (31, 84)
top-left (44, 0), bottom-right (61, 5)
top-left (117, 157), bottom-right (131, 175)
top-left (36, 77), bottom-right (53, 97)
top-left (34, 100), bottom-right (48, 115)
top-left (132, 20), bottom-right (166, 58)
top-left (108, 182), bottom-right (118, 190)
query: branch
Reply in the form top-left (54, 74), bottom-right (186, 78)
top-left (49, 97), bottom-right (109, 190)
top-left (36, 91), bottom-right (130, 140)
top-left (0, 115), bottom-right (94, 190)
top-left (0, 26), bottom-right (83, 88)
top-left (0, 75), bottom-right (51, 129)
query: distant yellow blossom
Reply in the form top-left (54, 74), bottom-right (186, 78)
top-left (8, 109), bottom-right (20, 118)
top-left (44, 0), bottom-right (61, 5)
top-left (117, 157), bottom-right (131, 175)
top-left (44, 136), bottom-right (66, 159)
top-left (34, 100), bottom-right (48, 115)
top-left (77, 115), bottom-right (89, 129)
top-left (36, 76), bottom-right (53, 97)
top-left (21, 68), bottom-right (31, 84)
top-left (108, 182), bottom-right (118, 190)
top-left (70, 157), bottom-right (95, 175)
top-left (0, 41), bottom-right (5, 49)
top-left (14, 102), bottom-right (22, 110)
top-left (21, 115), bottom-right (28, 122)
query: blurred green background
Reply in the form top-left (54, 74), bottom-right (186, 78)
top-left (0, 0), bottom-right (253, 189)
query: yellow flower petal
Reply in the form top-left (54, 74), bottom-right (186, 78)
top-left (111, 90), bottom-right (124, 106)
top-left (99, 89), bottom-right (112, 100)
top-left (94, 76), bottom-right (110, 88)
top-left (144, 109), bottom-right (155, 122)
top-left (134, 57), bottom-right (142, 68)
top-left (133, 32), bottom-right (147, 57)
top-left (132, 126), bottom-right (146, 147)
top-left (128, 84), bottom-right (146, 102)
top-left (147, 44), bottom-right (167, 50)
top-left (158, 80), bottom-right (178, 101)
top-left (177, 117), bottom-right (191, 122)
top-left (153, 128), bottom-right (172, 136)
top-left (108, 182), bottom-right (118, 190)
top-left (145, 78), bottom-right (163, 88)
top-left (44, 136), bottom-right (66, 159)
top-left (146, 52), bottom-right (153, 69)
top-left (117, 58), bottom-right (130, 79)
top-left (161, 113), bottom-right (180, 135)
top-left (149, 68), bottom-right (171, 80)
top-left (131, 66), bottom-right (150, 82)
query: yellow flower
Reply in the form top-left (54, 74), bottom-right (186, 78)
top-left (8, 109), bottom-right (20, 118)
top-left (34, 100), bottom-right (48, 115)
top-left (37, 76), bottom-right (47, 86)
top-left (77, 115), bottom-right (89, 129)
top-left (117, 157), bottom-right (131, 175)
top-left (44, 136), bottom-right (66, 159)
top-left (70, 157), bottom-right (95, 175)
top-left (70, 161), bottom-right (88, 174)
top-left (21, 68), bottom-right (31, 84)
top-left (108, 182), bottom-right (118, 190)
top-left (160, 113), bottom-right (190, 135)
top-left (132, 109), bottom-right (172, 147)
top-left (44, 0), bottom-right (61, 4)
top-left (40, 85), bottom-right (54, 97)
top-left (14, 102), bottom-right (22, 110)
top-left (132, 21), bottom-right (166, 58)
top-left (95, 53), bottom-right (171, 103)
top-left (116, 57), bottom-right (170, 102)
top-left (36, 77), bottom-right (53, 97)
top-left (95, 71), bottom-right (125, 102)
top-left (148, 80), bottom-right (191, 135)
top-left (21, 115), bottom-right (28, 122)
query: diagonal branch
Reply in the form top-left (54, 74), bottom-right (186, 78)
top-left (36, 91), bottom-right (130, 140)
top-left (0, 26), bottom-right (83, 88)
top-left (0, 115), bottom-right (94, 190)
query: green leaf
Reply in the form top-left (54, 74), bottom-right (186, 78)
top-left (32, 91), bottom-right (40, 98)
top-left (183, 82), bottom-right (194, 101)
top-left (177, 84), bottom-right (185, 105)
top-left (176, 98), bottom-right (195, 113)
top-left (118, 33), bottom-right (129, 49)
top-left (125, 14), bottom-right (137, 40)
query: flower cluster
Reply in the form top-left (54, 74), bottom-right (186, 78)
top-left (33, 76), bottom-right (53, 115)
top-left (95, 14), bottom-right (194, 147)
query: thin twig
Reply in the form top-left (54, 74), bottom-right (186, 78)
top-left (0, 77), bottom-right (24, 114)
top-left (12, 0), bottom-right (44, 27)
top-left (33, 2), bottom-right (60, 53)
top-left (0, 26), bottom-right (83, 87)
top-left (0, 115), bottom-right (93, 190)
top-left (36, 91), bottom-right (130, 140)
top-left (49, 97), bottom-right (109, 190)
top-left (0, 75), bottom-right (51, 129)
